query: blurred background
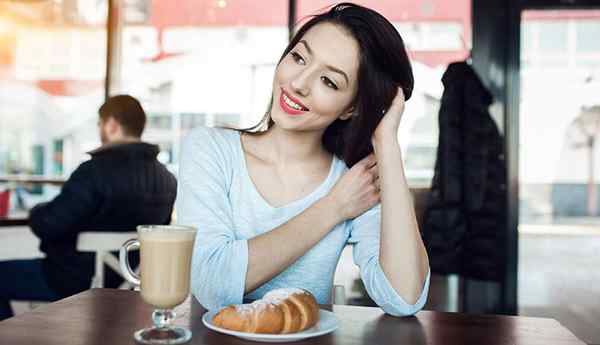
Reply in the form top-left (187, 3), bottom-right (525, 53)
top-left (0, 0), bottom-right (599, 343)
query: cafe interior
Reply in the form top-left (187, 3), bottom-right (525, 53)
top-left (0, 0), bottom-right (599, 344)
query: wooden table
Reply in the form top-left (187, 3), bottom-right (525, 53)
top-left (0, 289), bottom-right (585, 345)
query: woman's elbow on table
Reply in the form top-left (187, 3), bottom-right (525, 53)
top-left (190, 243), bottom-right (248, 311)
top-left (190, 270), bottom-right (233, 311)
top-left (191, 284), bottom-right (218, 311)
top-left (377, 271), bottom-right (431, 317)
top-left (380, 296), bottom-right (427, 317)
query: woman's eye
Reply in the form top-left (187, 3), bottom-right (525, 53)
top-left (321, 76), bottom-right (338, 90)
top-left (290, 51), bottom-right (305, 65)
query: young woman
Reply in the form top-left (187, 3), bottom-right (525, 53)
top-left (177, 3), bottom-right (430, 316)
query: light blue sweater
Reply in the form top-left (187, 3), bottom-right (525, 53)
top-left (176, 126), bottom-right (430, 316)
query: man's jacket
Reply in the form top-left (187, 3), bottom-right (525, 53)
top-left (29, 142), bottom-right (177, 296)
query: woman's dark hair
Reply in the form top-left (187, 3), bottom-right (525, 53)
top-left (248, 2), bottom-right (413, 167)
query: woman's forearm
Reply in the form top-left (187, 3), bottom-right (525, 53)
top-left (373, 132), bottom-right (430, 304)
top-left (245, 195), bottom-right (343, 293)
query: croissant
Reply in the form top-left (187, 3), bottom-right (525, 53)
top-left (212, 288), bottom-right (320, 334)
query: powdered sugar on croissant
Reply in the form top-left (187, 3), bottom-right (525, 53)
top-left (263, 288), bottom-right (305, 303)
top-left (212, 288), bottom-right (320, 334)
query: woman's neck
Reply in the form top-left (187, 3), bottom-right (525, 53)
top-left (256, 125), bottom-right (329, 166)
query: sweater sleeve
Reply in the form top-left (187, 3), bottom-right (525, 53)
top-left (348, 204), bottom-right (430, 316)
top-left (29, 161), bottom-right (100, 241)
top-left (176, 128), bottom-right (248, 311)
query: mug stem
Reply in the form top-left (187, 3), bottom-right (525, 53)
top-left (135, 309), bottom-right (191, 344)
top-left (152, 309), bottom-right (175, 329)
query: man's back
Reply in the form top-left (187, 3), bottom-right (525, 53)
top-left (29, 142), bottom-right (177, 296)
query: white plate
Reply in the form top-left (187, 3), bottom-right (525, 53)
top-left (202, 308), bottom-right (339, 343)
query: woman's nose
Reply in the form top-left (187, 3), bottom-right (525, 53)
top-left (290, 70), bottom-right (311, 97)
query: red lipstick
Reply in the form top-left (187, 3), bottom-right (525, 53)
top-left (279, 88), bottom-right (309, 116)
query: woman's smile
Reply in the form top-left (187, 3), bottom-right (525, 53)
top-left (279, 88), bottom-right (309, 115)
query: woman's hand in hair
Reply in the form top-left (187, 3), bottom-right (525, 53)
top-left (372, 87), bottom-right (406, 144)
top-left (325, 154), bottom-right (380, 221)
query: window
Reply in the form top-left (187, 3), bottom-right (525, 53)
top-left (180, 113), bottom-right (208, 130)
top-left (576, 20), bottom-right (600, 53)
top-left (520, 10), bottom-right (600, 224)
top-left (575, 20), bottom-right (600, 70)
top-left (538, 21), bottom-right (568, 53)
top-left (115, 0), bottom-right (289, 172)
top-left (0, 1), bottom-right (107, 215)
top-left (147, 114), bottom-right (173, 130)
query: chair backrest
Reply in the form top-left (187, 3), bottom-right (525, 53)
top-left (77, 231), bottom-right (138, 289)
top-left (77, 231), bottom-right (137, 252)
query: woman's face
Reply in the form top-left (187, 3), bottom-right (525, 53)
top-left (270, 22), bottom-right (360, 133)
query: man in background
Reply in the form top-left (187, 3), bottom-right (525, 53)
top-left (0, 95), bottom-right (177, 320)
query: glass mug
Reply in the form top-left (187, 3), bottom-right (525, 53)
top-left (120, 225), bottom-right (197, 345)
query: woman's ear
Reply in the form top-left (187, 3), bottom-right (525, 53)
top-left (339, 107), bottom-right (354, 121)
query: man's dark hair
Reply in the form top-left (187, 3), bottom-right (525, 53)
top-left (99, 95), bottom-right (146, 138)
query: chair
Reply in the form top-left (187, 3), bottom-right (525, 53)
top-left (27, 231), bottom-right (137, 311)
top-left (76, 231), bottom-right (138, 289)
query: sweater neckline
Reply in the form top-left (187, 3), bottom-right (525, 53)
top-left (236, 131), bottom-right (336, 211)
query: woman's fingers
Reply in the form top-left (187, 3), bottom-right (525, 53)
top-left (388, 87), bottom-right (406, 114)
top-left (369, 162), bottom-right (379, 181)
top-left (360, 154), bottom-right (376, 169)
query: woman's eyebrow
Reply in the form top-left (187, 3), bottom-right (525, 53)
top-left (299, 40), bottom-right (349, 85)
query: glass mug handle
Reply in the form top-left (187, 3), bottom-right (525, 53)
top-left (119, 239), bottom-right (141, 286)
